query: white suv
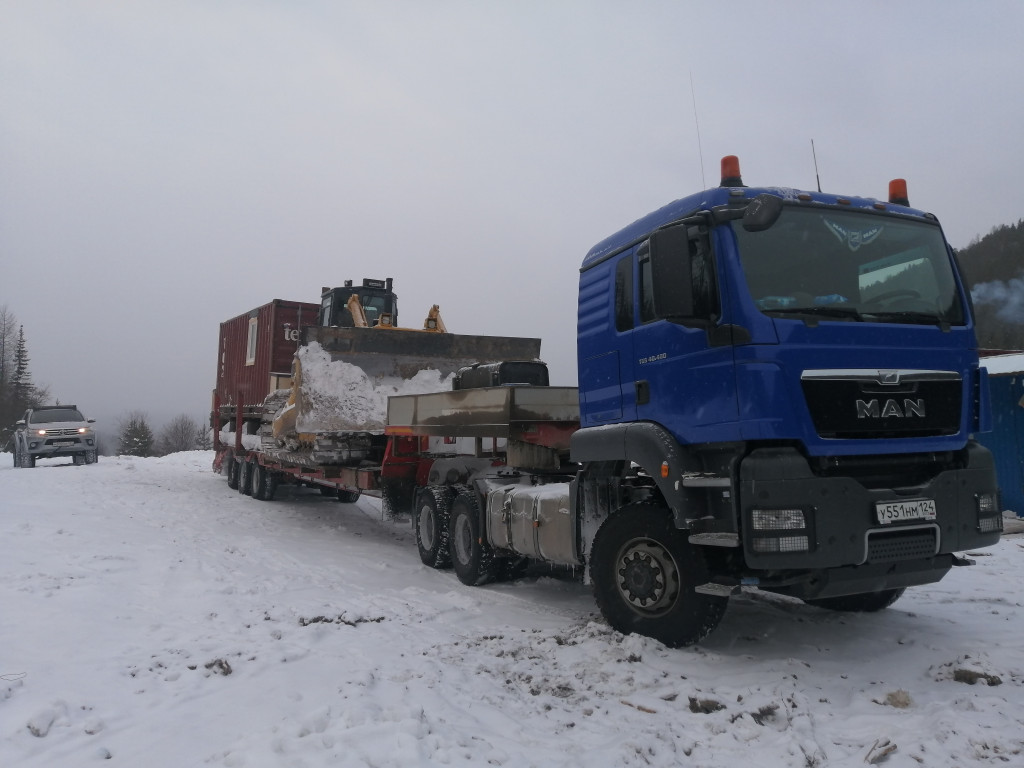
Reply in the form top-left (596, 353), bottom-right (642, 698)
top-left (13, 406), bottom-right (98, 467)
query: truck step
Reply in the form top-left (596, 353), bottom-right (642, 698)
top-left (695, 582), bottom-right (741, 597)
top-left (688, 532), bottom-right (740, 547)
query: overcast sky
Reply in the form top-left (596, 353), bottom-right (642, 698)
top-left (3, 1), bottom-right (1023, 433)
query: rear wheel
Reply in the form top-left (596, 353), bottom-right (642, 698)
top-left (449, 486), bottom-right (497, 586)
top-left (336, 488), bottom-right (361, 504)
top-left (415, 486), bottom-right (453, 569)
top-left (805, 588), bottom-right (905, 613)
top-left (590, 503), bottom-right (727, 648)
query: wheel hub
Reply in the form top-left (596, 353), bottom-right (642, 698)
top-left (616, 540), bottom-right (679, 615)
top-left (418, 504), bottom-right (436, 549)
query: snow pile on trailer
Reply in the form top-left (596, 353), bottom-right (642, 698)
top-left (293, 341), bottom-right (453, 433)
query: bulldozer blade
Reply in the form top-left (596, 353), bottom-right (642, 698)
top-left (304, 326), bottom-right (542, 379)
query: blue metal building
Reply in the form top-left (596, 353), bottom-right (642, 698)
top-left (978, 353), bottom-right (1024, 517)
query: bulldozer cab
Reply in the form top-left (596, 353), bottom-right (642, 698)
top-left (319, 278), bottom-right (398, 328)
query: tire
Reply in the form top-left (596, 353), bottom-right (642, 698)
top-left (85, 450), bottom-right (98, 465)
top-left (805, 588), bottom-right (905, 613)
top-left (225, 453), bottom-right (240, 490)
top-left (73, 454), bottom-right (86, 466)
top-left (448, 486), bottom-right (497, 586)
top-left (337, 489), bottom-right (361, 504)
top-left (19, 449), bottom-right (36, 468)
top-left (250, 460), bottom-right (267, 500)
top-left (237, 458), bottom-right (252, 496)
top-left (12, 444), bottom-right (18, 467)
top-left (415, 486), bottom-right (453, 569)
top-left (589, 503), bottom-right (727, 648)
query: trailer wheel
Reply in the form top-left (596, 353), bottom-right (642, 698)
top-left (805, 588), bottom-right (905, 613)
top-left (250, 460), bottom-right (268, 500)
top-left (226, 452), bottom-right (240, 489)
top-left (237, 458), bottom-right (252, 496)
top-left (590, 503), bottom-right (727, 648)
top-left (415, 486), bottom-right (453, 569)
top-left (449, 486), bottom-right (497, 586)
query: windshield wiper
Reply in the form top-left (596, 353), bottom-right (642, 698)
top-left (767, 305), bottom-right (863, 321)
top-left (870, 311), bottom-right (952, 329)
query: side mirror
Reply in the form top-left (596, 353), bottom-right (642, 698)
top-left (16, 420), bottom-right (26, 427)
top-left (742, 193), bottom-right (785, 232)
top-left (649, 225), bottom-right (694, 317)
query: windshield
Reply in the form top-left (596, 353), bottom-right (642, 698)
top-left (31, 408), bottom-right (85, 424)
top-left (732, 207), bottom-right (965, 325)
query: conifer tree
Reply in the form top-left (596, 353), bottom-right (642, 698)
top-left (117, 411), bottom-right (156, 457)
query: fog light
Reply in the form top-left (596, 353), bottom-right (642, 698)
top-left (752, 509), bottom-right (806, 531)
top-left (752, 536), bottom-right (809, 553)
top-left (29, 442), bottom-right (39, 449)
top-left (978, 515), bottom-right (1003, 534)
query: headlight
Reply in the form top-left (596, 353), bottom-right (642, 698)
top-left (752, 508), bottom-right (806, 530)
top-left (78, 427), bottom-right (88, 434)
top-left (37, 429), bottom-right (46, 436)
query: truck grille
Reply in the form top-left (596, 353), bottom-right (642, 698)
top-left (801, 370), bottom-right (961, 439)
top-left (866, 526), bottom-right (939, 563)
top-left (44, 428), bottom-right (82, 436)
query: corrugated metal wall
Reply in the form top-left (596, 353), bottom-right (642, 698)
top-left (977, 372), bottom-right (1024, 517)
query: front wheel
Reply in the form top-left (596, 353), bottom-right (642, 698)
top-left (805, 588), bottom-right (905, 613)
top-left (19, 449), bottom-right (36, 468)
top-left (589, 504), bottom-right (727, 648)
top-left (449, 486), bottom-right (497, 586)
top-left (415, 486), bottom-right (453, 569)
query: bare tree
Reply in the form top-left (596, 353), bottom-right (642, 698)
top-left (159, 414), bottom-right (202, 455)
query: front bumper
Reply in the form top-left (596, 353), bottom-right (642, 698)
top-left (25, 432), bottom-right (96, 458)
top-left (738, 441), bottom-right (1002, 575)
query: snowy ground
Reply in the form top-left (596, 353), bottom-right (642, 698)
top-left (2, 453), bottom-right (1023, 768)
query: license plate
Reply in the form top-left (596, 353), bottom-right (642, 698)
top-left (875, 498), bottom-right (936, 525)
top-left (54, 440), bottom-right (75, 446)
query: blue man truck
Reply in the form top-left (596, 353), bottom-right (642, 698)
top-left (381, 156), bottom-right (1002, 647)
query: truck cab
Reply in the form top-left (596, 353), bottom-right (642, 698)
top-left (570, 156), bottom-right (1001, 645)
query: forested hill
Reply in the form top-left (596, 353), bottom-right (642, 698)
top-left (955, 220), bottom-right (1024, 351)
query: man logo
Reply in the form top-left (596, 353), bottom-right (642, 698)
top-left (856, 399), bottom-right (926, 419)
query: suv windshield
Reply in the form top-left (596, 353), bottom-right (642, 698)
top-left (732, 207), bottom-right (964, 326)
top-left (30, 408), bottom-right (86, 424)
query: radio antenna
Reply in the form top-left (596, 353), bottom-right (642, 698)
top-left (811, 139), bottom-right (822, 193)
top-left (690, 71), bottom-right (706, 189)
